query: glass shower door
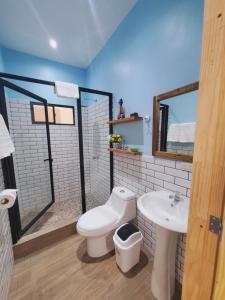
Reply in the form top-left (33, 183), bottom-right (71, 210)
top-left (80, 90), bottom-right (112, 212)
top-left (0, 79), bottom-right (54, 235)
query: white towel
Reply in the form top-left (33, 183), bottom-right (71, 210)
top-left (167, 122), bottom-right (196, 143)
top-left (0, 114), bottom-right (15, 159)
top-left (54, 81), bottom-right (79, 99)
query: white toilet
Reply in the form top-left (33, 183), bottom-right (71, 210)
top-left (76, 187), bottom-right (136, 257)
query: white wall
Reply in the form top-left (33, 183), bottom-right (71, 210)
top-left (0, 166), bottom-right (14, 300)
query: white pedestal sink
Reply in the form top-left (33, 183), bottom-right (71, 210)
top-left (137, 191), bottom-right (189, 300)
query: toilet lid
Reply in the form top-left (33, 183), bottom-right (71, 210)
top-left (77, 205), bottom-right (118, 237)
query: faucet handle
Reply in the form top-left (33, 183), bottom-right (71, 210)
top-left (174, 191), bottom-right (182, 202)
top-left (175, 191), bottom-right (180, 197)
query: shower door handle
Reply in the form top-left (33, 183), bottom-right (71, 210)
top-left (44, 158), bottom-right (53, 162)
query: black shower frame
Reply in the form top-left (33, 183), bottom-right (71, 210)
top-left (0, 72), bottom-right (114, 243)
top-left (0, 77), bottom-right (55, 242)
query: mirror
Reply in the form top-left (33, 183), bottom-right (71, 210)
top-left (152, 82), bottom-right (199, 162)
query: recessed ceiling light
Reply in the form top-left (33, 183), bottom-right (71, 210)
top-left (49, 39), bottom-right (57, 49)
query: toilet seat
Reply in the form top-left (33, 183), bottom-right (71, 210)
top-left (77, 205), bottom-right (119, 237)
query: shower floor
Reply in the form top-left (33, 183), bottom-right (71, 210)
top-left (23, 193), bottom-right (100, 236)
top-left (24, 199), bottom-right (81, 235)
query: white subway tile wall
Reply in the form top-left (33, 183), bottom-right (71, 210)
top-left (82, 108), bottom-right (91, 195)
top-left (114, 154), bottom-right (192, 284)
top-left (7, 100), bottom-right (52, 223)
top-left (84, 98), bottom-right (111, 209)
top-left (0, 166), bottom-right (14, 300)
top-left (167, 142), bottom-right (194, 155)
top-left (50, 107), bottom-right (82, 204)
top-left (6, 97), bottom-right (111, 221)
top-left (6, 99), bottom-right (83, 225)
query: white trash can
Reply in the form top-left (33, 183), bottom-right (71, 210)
top-left (113, 223), bottom-right (143, 273)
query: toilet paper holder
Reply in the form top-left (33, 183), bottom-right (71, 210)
top-left (1, 198), bottom-right (9, 205)
top-left (0, 189), bottom-right (18, 210)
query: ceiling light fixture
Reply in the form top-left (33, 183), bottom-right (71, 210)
top-left (49, 38), bottom-right (57, 49)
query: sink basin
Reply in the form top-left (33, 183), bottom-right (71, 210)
top-left (137, 190), bottom-right (189, 233)
top-left (137, 190), bottom-right (190, 300)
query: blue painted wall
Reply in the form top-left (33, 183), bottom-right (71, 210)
top-left (1, 47), bottom-right (86, 105)
top-left (0, 47), bottom-right (5, 71)
top-left (87, 0), bottom-right (204, 154)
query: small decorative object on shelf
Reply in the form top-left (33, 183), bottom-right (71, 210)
top-left (130, 112), bottom-right (139, 119)
top-left (130, 147), bottom-right (140, 153)
top-left (109, 134), bottom-right (123, 148)
top-left (117, 98), bottom-right (125, 119)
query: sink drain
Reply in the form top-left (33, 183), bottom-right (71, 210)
top-left (165, 218), bottom-right (170, 221)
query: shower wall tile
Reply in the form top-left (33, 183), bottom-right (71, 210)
top-left (7, 99), bottom-right (52, 219)
top-left (84, 99), bottom-right (111, 209)
top-left (114, 154), bottom-right (191, 284)
top-left (82, 107), bottom-right (91, 194)
top-left (7, 99), bottom-right (82, 223)
top-left (0, 165), bottom-right (14, 300)
top-left (50, 106), bottom-right (82, 204)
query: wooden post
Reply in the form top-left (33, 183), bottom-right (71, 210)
top-left (182, 0), bottom-right (225, 299)
top-left (212, 206), bottom-right (225, 299)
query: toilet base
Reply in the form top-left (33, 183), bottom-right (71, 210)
top-left (87, 231), bottom-right (115, 257)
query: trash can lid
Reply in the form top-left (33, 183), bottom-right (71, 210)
top-left (117, 223), bottom-right (139, 241)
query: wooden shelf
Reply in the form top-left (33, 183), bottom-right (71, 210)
top-left (107, 116), bottom-right (143, 125)
top-left (108, 148), bottom-right (142, 156)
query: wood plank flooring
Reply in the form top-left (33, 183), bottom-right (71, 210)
top-left (9, 234), bottom-right (156, 300)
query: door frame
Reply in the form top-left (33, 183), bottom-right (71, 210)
top-left (0, 78), bottom-right (55, 242)
top-left (182, 0), bottom-right (225, 299)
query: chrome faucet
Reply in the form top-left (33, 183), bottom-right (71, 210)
top-left (174, 191), bottom-right (182, 203)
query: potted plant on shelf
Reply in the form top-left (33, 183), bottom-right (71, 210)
top-left (109, 134), bottom-right (123, 148)
top-left (129, 147), bottom-right (140, 154)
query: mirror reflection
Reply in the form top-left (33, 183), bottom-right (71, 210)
top-left (153, 82), bottom-right (199, 161)
top-left (159, 91), bottom-right (198, 155)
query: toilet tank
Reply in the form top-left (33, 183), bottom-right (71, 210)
top-left (106, 187), bottom-right (136, 221)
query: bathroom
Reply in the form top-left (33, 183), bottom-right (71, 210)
top-left (0, 0), bottom-right (224, 299)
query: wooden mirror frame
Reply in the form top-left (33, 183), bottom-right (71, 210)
top-left (152, 81), bottom-right (199, 162)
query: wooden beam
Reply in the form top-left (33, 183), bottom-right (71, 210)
top-left (154, 151), bottom-right (193, 163)
top-left (182, 0), bottom-right (225, 299)
top-left (108, 148), bottom-right (142, 155)
top-left (155, 81), bottom-right (199, 102)
top-left (107, 116), bottom-right (143, 124)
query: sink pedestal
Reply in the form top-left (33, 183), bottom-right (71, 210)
top-left (151, 225), bottom-right (178, 300)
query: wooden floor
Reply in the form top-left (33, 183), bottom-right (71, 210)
top-left (9, 234), bottom-right (156, 300)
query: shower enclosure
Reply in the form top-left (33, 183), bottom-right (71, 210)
top-left (0, 74), bottom-right (113, 243)
top-left (80, 91), bottom-right (113, 211)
